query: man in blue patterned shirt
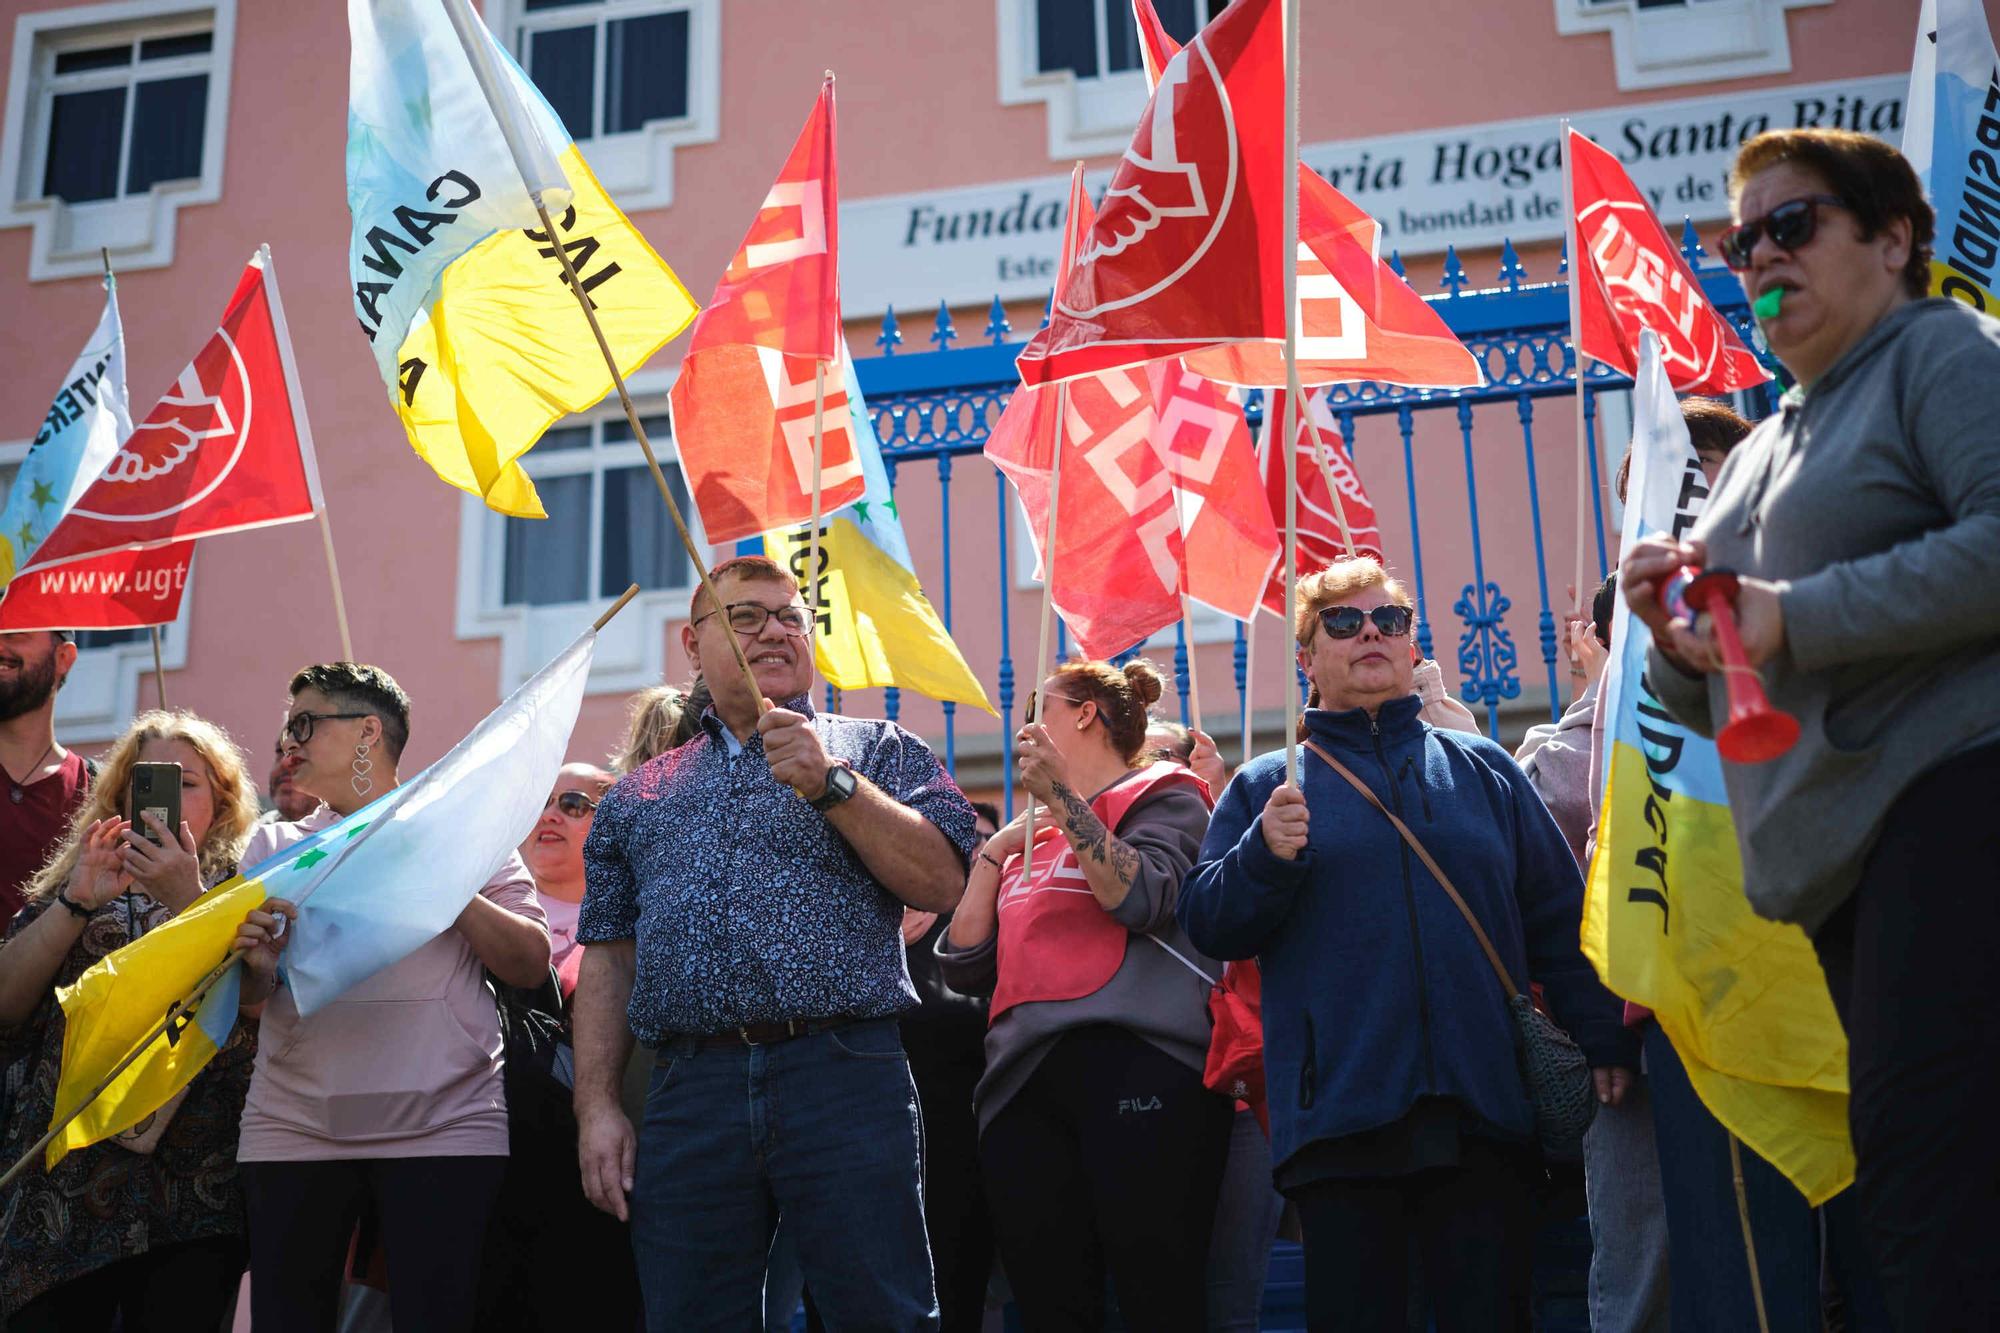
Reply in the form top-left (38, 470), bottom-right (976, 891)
top-left (573, 555), bottom-right (976, 1331)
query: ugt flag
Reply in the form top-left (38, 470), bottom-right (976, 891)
top-left (347, 0), bottom-right (698, 519)
top-left (1258, 388), bottom-right (1384, 617)
top-left (22, 249), bottom-right (318, 574)
top-left (43, 626), bottom-right (594, 1166)
top-left (1905, 0), bottom-right (2000, 311)
top-left (764, 354), bottom-right (993, 714)
top-left (1567, 129), bottom-right (1769, 395)
top-left (1125, 0), bottom-right (1481, 392)
top-left (1017, 0), bottom-right (1285, 386)
top-left (671, 77), bottom-right (865, 544)
top-left (1581, 332), bottom-right (1850, 1206)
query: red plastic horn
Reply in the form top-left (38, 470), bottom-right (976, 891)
top-left (1668, 566), bottom-right (1800, 764)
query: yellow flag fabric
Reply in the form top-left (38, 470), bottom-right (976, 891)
top-left (1580, 334), bottom-right (1851, 1205)
top-left (46, 877), bottom-right (266, 1167)
top-left (765, 356), bottom-right (992, 713)
top-left (347, 1), bottom-right (697, 518)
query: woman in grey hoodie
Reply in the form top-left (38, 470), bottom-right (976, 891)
top-left (1621, 128), bottom-right (2000, 1331)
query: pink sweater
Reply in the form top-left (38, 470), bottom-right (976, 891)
top-left (236, 807), bottom-right (547, 1161)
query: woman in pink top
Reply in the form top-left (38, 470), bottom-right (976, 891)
top-left (230, 663), bottom-right (550, 1333)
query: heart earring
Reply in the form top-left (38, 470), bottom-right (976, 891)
top-left (351, 742), bottom-right (375, 798)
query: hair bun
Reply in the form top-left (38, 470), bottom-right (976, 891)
top-left (1122, 659), bottom-right (1166, 707)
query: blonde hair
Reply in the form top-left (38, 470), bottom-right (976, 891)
top-left (611, 679), bottom-right (709, 773)
top-left (26, 710), bottom-right (260, 903)
top-left (1293, 557), bottom-right (1413, 646)
top-left (1047, 658), bottom-right (1167, 766)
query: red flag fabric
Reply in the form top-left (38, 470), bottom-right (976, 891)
top-left (1568, 128), bottom-right (1770, 395)
top-left (671, 78), bottom-right (863, 543)
top-left (1151, 361), bottom-right (1280, 620)
top-left (1259, 389), bottom-right (1383, 616)
top-left (27, 250), bottom-right (319, 572)
top-left (1125, 0), bottom-right (1480, 391)
top-left (0, 543), bottom-right (193, 633)
top-left (1016, 0), bottom-right (1286, 387)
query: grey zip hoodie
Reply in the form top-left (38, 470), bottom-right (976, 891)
top-left (1645, 298), bottom-right (2000, 931)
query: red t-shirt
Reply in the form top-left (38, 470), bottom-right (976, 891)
top-left (1, 750), bottom-right (90, 926)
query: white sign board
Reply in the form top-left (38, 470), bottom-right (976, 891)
top-left (838, 74), bottom-right (1905, 317)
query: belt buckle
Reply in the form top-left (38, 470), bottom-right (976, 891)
top-left (737, 1025), bottom-right (759, 1046)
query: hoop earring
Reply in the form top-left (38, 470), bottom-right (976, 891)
top-left (351, 741), bottom-right (375, 798)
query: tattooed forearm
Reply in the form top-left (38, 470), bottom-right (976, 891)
top-left (1052, 783), bottom-right (1140, 889)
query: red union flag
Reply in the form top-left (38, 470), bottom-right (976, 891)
top-left (1151, 362), bottom-right (1279, 619)
top-left (670, 78), bottom-right (863, 543)
top-left (27, 249), bottom-right (319, 572)
top-left (1568, 129), bottom-right (1769, 395)
top-left (1259, 389), bottom-right (1383, 616)
top-left (0, 543), bottom-right (194, 632)
top-left (1016, 0), bottom-right (1285, 387)
top-left (1120, 0), bottom-right (1480, 391)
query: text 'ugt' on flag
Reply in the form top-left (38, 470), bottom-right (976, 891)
top-left (346, 0), bottom-right (697, 520)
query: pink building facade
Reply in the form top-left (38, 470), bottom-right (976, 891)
top-left (0, 0), bottom-right (1925, 799)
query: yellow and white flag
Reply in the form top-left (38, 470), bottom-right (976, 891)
top-left (1905, 0), bottom-right (2000, 313)
top-left (346, 0), bottom-right (697, 517)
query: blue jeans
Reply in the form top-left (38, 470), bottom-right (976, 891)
top-left (1583, 1061), bottom-right (1670, 1333)
top-left (630, 1018), bottom-right (937, 1332)
top-left (1207, 1106), bottom-right (1284, 1332)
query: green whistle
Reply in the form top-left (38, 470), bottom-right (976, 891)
top-left (1753, 287), bottom-right (1784, 321)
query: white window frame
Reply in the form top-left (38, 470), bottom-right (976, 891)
top-left (0, 440), bottom-right (194, 743)
top-left (453, 368), bottom-right (722, 696)
top-left (490, 0), bottom-right (720, 213)
top-left (997, 0), bottom-right (1174, 160)
top-left (1554, 0), bottom-right (1831, 91)
top-left (0, 0), bottom-right (234, 282)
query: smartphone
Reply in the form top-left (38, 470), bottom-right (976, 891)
top-left (127, 762), bottom-right (182, 847)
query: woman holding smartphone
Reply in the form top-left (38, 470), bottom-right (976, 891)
top-left (231, 662), bottom-right (549, 1333)
top-left (0, 711), bottom-right (262, 1332)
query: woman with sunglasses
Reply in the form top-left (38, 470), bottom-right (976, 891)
top-left (1622, 128), bottom-right (2000, 1329)
top-left (1181, 558), bottom-right (1633, 1333)
top-left (520, 764), bottom-right (610, 993)
top-left (230, 662), bottom-right (550, 1333)
top-left (940, 657), bottom-right (1233, 1332)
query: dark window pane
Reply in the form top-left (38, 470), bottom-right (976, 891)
top-left (139, 32), bottom-right (212, 60)
top-left (600, 413), bottom-right (671, 445)
top-left (601, 464), bottom-right (689, 596)
top-left (605, 11), bottom-right (689, 133)
top-left (1105, 0), bottom-right (1140, 72)
top-left (528, 25), bottom-right (596, 141)
top-left (538, 423), bottom-right (593, 452)
top-left (502, 473), bottom-right (592, 605)
top-left (126, 75), bottom-right (207, 194)
top-left (1037, 0), bottom-right (1097, 77)
top-left (1156, 0), bottom-right (1202, 42)
top-left (54, 44), bottom-right (131, 74)
top-left (75, 628), bottom-right (144, 649)
top-left (43, 87), bottom-right (127, 202)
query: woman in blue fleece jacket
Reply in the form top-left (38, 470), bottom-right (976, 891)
top-left (1180, 558), bottom-right (1636, 1333)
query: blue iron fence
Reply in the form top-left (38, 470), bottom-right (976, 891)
top-left (837, 227), bottom-right (1774, 801)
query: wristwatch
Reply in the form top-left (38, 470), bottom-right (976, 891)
top-left (809, 761), bottom-right (858, 812)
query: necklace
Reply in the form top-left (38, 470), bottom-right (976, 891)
top-left (6, 741), bottom-right (59, 804)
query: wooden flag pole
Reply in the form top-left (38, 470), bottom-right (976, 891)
top-left (1562, 120), bottom-right (1594, 629)
top-left (807, 359), bottom-right (828, 619)
top-left (1301, 405), bottom-right (1358, 557)
top-left (1179, 592), bottom-right (1204, 738)
top-left (316, 510), bottom-right (356, 661)
top-left (1022, 381), bottom-right (1068, 887)
top-left (147, 627), bottom-right (168, 709)
top-left (1280, 0), bottom-right (1304, 785)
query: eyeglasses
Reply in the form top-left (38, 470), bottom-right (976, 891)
top-left (691, 602), bottom-right (815, 637)
top-left (1316, 604), bottom-right (1414, 641)
top-left (1716, 195), bottom-right (1849, 271)
top-left (1024, 690), bottom-right (1088, 725)
top-left (284, 710), bottom-right (370, 744)
top-left (544, 789), bottom-right (600, 818)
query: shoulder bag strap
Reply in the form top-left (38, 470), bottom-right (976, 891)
top-left (1299, 738), bottom-right (1521, 999)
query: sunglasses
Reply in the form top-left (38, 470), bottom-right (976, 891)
top-left (1317, 604), bottom-right (1414, 640)
top-left (1024, 690), bottom-right (1088, 725)
top-left (1717, 194), bottom-right (1849, 271)
top-left (544, 789), bottom-right (600, 818)
top-left (284, 710), bottom-right (370, 744)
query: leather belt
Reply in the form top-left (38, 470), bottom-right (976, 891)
top-left (679, 1015), bottom-right (862, 1049)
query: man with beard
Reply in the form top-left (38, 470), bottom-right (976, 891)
top-left (262, 731), bottom-right (317, 823)
top-left (0, 630), bottom-right (85, 925)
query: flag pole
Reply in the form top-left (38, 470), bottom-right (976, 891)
top-left (1280, 0), bottom-right (1304, 785)
top-left (148, 627), bottom-right (167, 709)
top-left (1023, 381), bottom-right (1067, 886)
top-left (317, 511), bottom-right (356, 661)
top-left (808, 359), bottom-right (828, 617)
top-left (437, 0), bottom-right (771, 731)
top-left (1179, 592), bottom-right (1204, 738)
top-left (1562, 120), bottom-right (1593, 634)
top-left (1302, 404), bottom-right (1358, 556)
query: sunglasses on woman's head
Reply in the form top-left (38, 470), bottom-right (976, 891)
top-left (545, 790), bottom-right (599, 818)
top-left (1317, 604), bottom-right (1414, 640)
top-left (1717, 195), bottom-right (1849, 271)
